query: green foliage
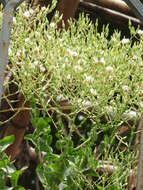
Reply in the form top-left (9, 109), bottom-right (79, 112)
top-left (0, 135), bottom-right (26, 190)
top-left (1, 2), bottom-right (143, 189)
top-left (0, 136), bottom-right (15, 152)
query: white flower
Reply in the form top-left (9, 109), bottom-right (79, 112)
top-left (78, 114), bottom-right (84, 121)
top-left (34, 61), bottom-right (38, 65)
top-left (137, 29), bottom-right (143, 35)
top-left (23, 11), bottom-right (30, 19)
top-left (132, 55), bottom-right (138, 60)
top-left (67, 74), bottom-right (71, 80)
top-left (13, 17), bottom-right (16, 24)
top-left (82, 100), bottom-right (92, 107)
top-left (123, 110), bottom-right (137, 120)
top-left (25, 38), bottom-right (30, 43)
top-left (67, 48), bottom-right (78, 57)
top-left (23, 9), bottom-right (34, 19)
top-left (41, 6), bottom-right (47, 11)
top-left (85, 75), bottom-right (94, 83)
top-left (122, 85), bottom-right (129, 92)
top-left (94, 56), bottom-right (98, 64)
top-left (106, 66), bottom-right (114, 73)
top-left (57, 94), bottom-right (65, 101)
top-left (50, 22), bottom-right (55, 28)
top-left (100, 50), bottom-right (104, 55)
top-left (105, 106), bottom-right (117, 116)
top-left (74, 65), bottom-right (82, 72)
top-left (108, 75), bottom-right (113, 80)
top-left (9, 48), bottom-right (12, 56)
top-left (100, 57), bottom-right (105, 64)
top-left (40, 65), bottom-right (46, 72)
top-left (90, 88), bottom-right (97, 96)
top-left (121, 38), bottom-right (130, 45)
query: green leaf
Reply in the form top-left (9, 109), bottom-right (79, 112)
top-left (13, 186), bottom-right (25, 190)
top-left (0, 158), bottom-right (9, 169)
top-left (11, 170), bottom-right (22, 187)
top-left (37, 117), bottom-right (47, 129)
top-left (2, 165), bottom-right (16, 174)
top-left (0, 170), bottom-right (5, 189)
top-left (110, 185), bottom-right (120, 190)
top-left (10, 166), bottom-right (28, 187)
top-left (0, 136), bottom-right (15, 152)
top-left (24, 134), bottom-right (37, 147)
top-left (59, 183), bottom-right (68, 190)
top-left (3, 187), bottom-right (13, 190)
top-left (82, 167), bottom-right (98, 177)
top-left (96, 185), bottom-right (103, 190)
top-left (36, 165), bottom-right (45, 185)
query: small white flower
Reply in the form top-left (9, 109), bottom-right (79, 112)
top-left (25, 38), bottom-right (30, 43)
top-left (57, 94), bottom-right (65, 101)
top-left (13, 17), bottom-right (16, 24)
top-left (90, 88), bottom-right (97, 96)
top-left (33, 61), bottom-right (38, 66)
top-left (122, 85), bottom-right (129, 92)
top-left (121, 38), bottom-right (130, 45)
top-left (132, 55), bottom-right (138, 60)
top-left (123, 110), bottom-right (137, 120)
top-left (82, 100), bottom-right (92, 107)
top-left (41, 6), bottom-right (47, 11)
top-left (9, 48), bottom-right (12, 56)
top-left (94, 56), bottom-right (98, 64)
top-left (74, 65), bottom-right (82, 72)
top-left (100, 57), bottom-right (105, 64)
top-left (100, 50), bottom-right (104, 55)
top-left (23, 11), bottom-right (30, 19)
top-left (137, 29), bottom-right (143, 35)
top-left (105, 106), bottom-right (117, 115)
top-left (108, 75), bottom-right (113, 80)
top-left (50, 22), bottom-right (55, 28)
top-left (40, 65), bottom-right (46, 72)
top-left (106, 66), bottom-right (114, 73)
top-left (67, 74), bottom-right (71, 80)
top-left (67, 48), bottom-right (78, 57)
top-left (78, 114), bottom-right (84, 121)
top-left (85, 75), bottom-right (94, 83)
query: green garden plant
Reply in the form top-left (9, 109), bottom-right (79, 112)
top-left (1, 2), bottom-right (143, 189)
